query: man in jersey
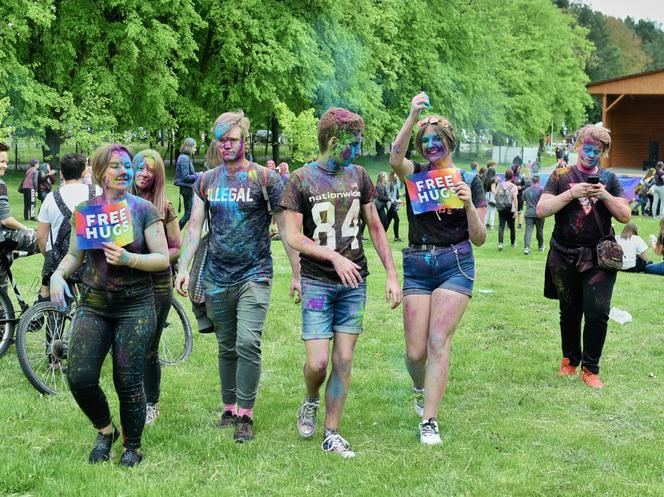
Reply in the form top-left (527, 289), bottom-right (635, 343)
top-left (280, 107), bottom-right (402, 458)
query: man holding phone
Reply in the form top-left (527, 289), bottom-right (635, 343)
top-left (536, 125), bottom-right (630, 388)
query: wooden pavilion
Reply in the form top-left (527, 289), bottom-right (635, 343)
top-left (587, 68), bottom-right (664, 170)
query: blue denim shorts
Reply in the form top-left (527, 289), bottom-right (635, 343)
top-left (402, 240), bottom-right (475, 297)
top-left (300, 277), bottom-right (367, 340)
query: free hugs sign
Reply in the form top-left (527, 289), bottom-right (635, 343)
top-left (405, 168), bottom-right (463, 214)
top-left (74, 201), bottom-right (134, 249)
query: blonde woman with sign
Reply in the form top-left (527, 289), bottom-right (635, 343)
top-left (50, 144), bottom-right (169, 467)
top-left (389, 92), bottom-right (487, 445)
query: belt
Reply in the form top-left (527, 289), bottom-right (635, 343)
top-left (409, 244), bottom-right (448, 251)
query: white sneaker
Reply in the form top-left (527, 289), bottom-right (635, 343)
top-left (498, 244), bottom-right (504, 251)
top-left (321, 433), bottom-right (355, 458)
top-left (297, 399), bottom-right (319, 438)
top-left (145, 403), bottom-right (160, 425)
top-left (413, 387), bottom-right (424, 417)
top-left (419, 418), bottom-right (442, 445)
top-left (524, 247), bottom-right (531, 255)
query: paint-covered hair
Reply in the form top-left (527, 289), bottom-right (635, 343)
top-left (575, 124), bottom-right (611, 157)
top-left (180, 137), bottom-right (197, 156)
top-left (212, 110), bottom-right (250, 140)
top-left (415, 115), bottom-right (457, 158)
top-left (132, 149), bottom-right (168, 217)
top-left (317, 107), bottom-right (365, 153)
top-left (91, 144), bottom-right (133, 187)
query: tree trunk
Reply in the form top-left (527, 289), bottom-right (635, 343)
top-left (375, 140), bottom-right (385, 158)
top-left (44, 126), bottom-right (64, 169)
top-left (271, 115), bottom-right (280, 163)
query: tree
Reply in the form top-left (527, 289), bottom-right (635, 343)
top-left (0, 97), bottom-right (14, 142)
top-left (275, 102), bottom-right (318, 163)
top-left (604, 16), bottom-right (652, 75)
top-left (2, 0), bottom-right (202, 165)
top-left (625, 17), bottom-right (664, 71)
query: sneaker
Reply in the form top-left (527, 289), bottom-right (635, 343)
top-left (88, 426), bottom-right (120, 464)
top-left (581, 368), bottom-right (605, 389)
top-left (412, 387), bottom-right (424, 418)
top-left (524, 247), bottom-right (531, 255)
top-left (234, 415), bottom-right (254, 442)
top-left (538, 246), bottom-right (545, 252)
top-left (419, 418), bottom-right (442, 445)
top-left (511, 243), bottom-right (518, 248)
top-left (297, 399), bottom-right (320, 438)
top-left (498, 243), bottom-right (504, 251)
top-left (559, 357), bottom-right (578, 376)
top-left (145, 403), bottom-right (160, 425)
top-left (321, 432), bottom-right (355, 458)
top-left (217, 410), bottom-right (237, 429)
top-left (119, 449), bottom-right (143, 468)
top-left (394, 238), bottom-right (403, 242)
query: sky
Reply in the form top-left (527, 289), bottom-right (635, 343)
top-left (582, 0), bottom-right (664, 25)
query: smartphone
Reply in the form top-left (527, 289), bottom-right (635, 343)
top-left (587, 176), bottom-right (600, 184)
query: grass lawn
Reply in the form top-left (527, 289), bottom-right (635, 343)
top-left (0, 159), bottom-right (662, 497)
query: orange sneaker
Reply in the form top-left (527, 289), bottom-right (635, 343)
top-left (581, 368), bottom-right (604, 388)
top-left (559, 358), bottom-right (578, 376)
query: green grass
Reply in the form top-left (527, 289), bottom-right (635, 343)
top-left (0, 162), bottom-right (662, 497)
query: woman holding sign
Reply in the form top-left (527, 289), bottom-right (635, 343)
top-left (50, 144), bottom-right (169, 467)
top-left (389, 92), bottom-right (486, 445)
top-left (132, 149), bottom-right (182, 425)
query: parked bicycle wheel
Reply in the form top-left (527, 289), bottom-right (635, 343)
top-left (159, 296), bottom-right (193, 366)
top-left (0, 289), bottom-right (15, 358)
top-left (16, 301), bottom-right (74, 395)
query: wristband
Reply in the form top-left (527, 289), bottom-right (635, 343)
top-left (130, 254), bottom-right (139, 268)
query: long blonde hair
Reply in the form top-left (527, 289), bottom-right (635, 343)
top-left (91, 144), bottom-right (133, 187)
top-left (131, 149), bottom-right (168, 217)
top-left (376, 171), bottom-right (387, 187)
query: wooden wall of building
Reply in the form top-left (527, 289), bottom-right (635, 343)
top-left (605, 96), bottom-right (664, 169)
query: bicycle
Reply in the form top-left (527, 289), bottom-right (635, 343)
top-left (0, 250), bottom-right (39, 359)
top-left (15, 293), bottom-right (193, 395)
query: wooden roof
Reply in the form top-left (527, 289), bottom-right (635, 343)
top-left (587, 68), bottom-right (664, 95)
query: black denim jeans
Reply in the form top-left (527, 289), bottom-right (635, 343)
top-left (67, 283), bottom-right (156, 449)
top-left (143, 272), bottom-right (172, 405)
top-left (178, 186), bottom-right (193, 230)
top-left (498, 211), bottom-right (515, 245)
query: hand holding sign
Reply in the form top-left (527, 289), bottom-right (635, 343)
top-left (102, 242), bottom-right (135, 267)
top-left (405, 168), bottom-right (464, 215)
top-left (455, 181), bottom-right (472, 206)
top-left (75, 201), bottom-right (134, 250)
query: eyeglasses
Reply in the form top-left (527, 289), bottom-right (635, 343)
top-left (417, 116), bottom-right (452, 129)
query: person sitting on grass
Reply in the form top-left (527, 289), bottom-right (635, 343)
top-left (616, 223), bottom-right (649, 273)
top-left (0, 142), bottom-right (39, 292)
top-left (280, 106), bottom-right (402, 458)
top-left (643, 218), bottom-right (664, 275)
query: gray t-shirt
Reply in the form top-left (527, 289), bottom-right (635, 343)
top-left (194, 163), bottom-right (284, 285)
top-left (523, 184), bottom-right (543, 218)
top-left (0, 179), bottom-right (11, 242)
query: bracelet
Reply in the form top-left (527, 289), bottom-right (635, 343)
top-left (130, 254), bottom-right (139, 269)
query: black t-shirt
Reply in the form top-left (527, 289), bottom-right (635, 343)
top-left (279, 162), bottom-right (376, 283)
top-left (405, 162), bottom-right (487, 246)
top-left (543, 165), bottom-right (624, 247)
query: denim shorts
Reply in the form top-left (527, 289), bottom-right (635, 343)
top-left (402, 240), bottom-right (475, 297)
top-left (300, 277), bottom-right (367, 340)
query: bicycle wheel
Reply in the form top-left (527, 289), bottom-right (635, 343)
top-left (0, 289), bottom-right (16, 359)
top-left (159, 296), bottom-right (193, 366)
top-left (16, 301), bottom-right (74, 395)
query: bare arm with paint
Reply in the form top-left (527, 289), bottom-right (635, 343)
top-left (587, 183), bottom-right (631, 224)
top-left (390, 92), bottom-right (429, 181)
top-left (361, 202), bottom-right (402, 308)
top-left (164, 217), bottom-right (182, 264)
top-left (101, 220), bottom-right (169, 272)
top-left (274, 210), bottom-right (302, 303)
top-left (457, 182), bottom-right (486, 246)
top-left (281, 208), bottom-right (363, 288)
top-left (536, 182), bottom-right (589, 219)
top-left (174, 195), bottom-right (205, 296)
top-left (49, 229), bottom-right (86, 307)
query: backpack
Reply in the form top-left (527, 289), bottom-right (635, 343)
top-left (43, 185), bottom-right (97, 282)
top-left (495, 183), bottom-right (513, 213)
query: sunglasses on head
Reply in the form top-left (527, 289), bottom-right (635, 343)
top-left (417, 115), bottom-right (452, 129)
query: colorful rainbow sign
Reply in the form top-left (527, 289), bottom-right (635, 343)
top-left (405, 168), bottom-right (463, 214)
top-left (74, 201), bottom-right (134, 249)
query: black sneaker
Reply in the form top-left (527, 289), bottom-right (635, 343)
top-left (88, 426), bottom-right (120, 464)
top-left (119, 448), bottom-right (143, 468)
top-left (217, 410), bottom-right (237, 429)
top-left (234, 415), bottom-right (254, 443)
